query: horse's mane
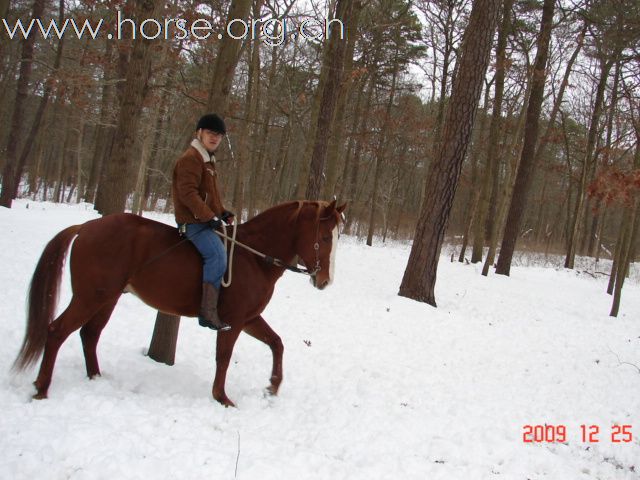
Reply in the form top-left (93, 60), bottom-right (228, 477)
top-left (239, 200), bottom-right (330, 234)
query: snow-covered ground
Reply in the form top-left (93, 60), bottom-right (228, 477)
top-left (1, 200), bottom-right (639, 479)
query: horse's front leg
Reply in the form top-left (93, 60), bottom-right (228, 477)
top-left (243, 315), bottom-right (284, 396)
top-left (212, 328), bottom-right (242, 407)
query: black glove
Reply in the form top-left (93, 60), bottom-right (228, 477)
top-left (208, 217), bottom-right (222, 229)
top-left (221, 210), bottom-right (235, 225)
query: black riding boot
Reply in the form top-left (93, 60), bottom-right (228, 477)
top-left (198, 283), bottom-right (231, 331)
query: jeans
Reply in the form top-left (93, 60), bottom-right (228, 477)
top-left (185, 223), bottom-right (227, 289)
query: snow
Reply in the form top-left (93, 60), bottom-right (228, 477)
top-left (1, 200), bottom-right (639, 479)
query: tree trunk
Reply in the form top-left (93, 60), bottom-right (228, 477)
top-left (84, 39), bottom-right (115, 204)
top-left (610, 202), bottom-right (638, 317)
top-left (479, 0), bottom-right (513, 275)
top-left (398, 0), bottom-right (500, 306)
top-left (337, 75), bottom-right (366, 202)
top-left (469, 80), bottom-right (494, 263)
top-left (458, 183), bottom-right (481, 263)
top-left (535, 23), bottom-right (586, 164)
top-left (95, 0), bottom-right (159, 215)
top-left (12, 0), bottom-right (66, 201)
top-left (322, 9), bottom-right (360, 200)
top-left (0, 0), bottom-right (46, 207)
top-left (272, 118), bottom-right (292, 205)
top-left (1, 0), bottom-right (10, 19)
top-left (607, 217), bottom-right (624, 295)
top-left (305, 0), bottom-right (356, 199)
top-left (132, 118), bottom-right (154, 214)
top-left (53, 109), bottom-right (71, 203)
top-left (589, 62), bottom-right (620, 256)
top-left (564, 56), bottom-right (614, 268)
top-left (206, 0), bottom-right (253, 115)
top-left (147, 312), bottom-right (181, 365)
top-left (232, 34), bottom-right (260, 219)
top-left (366, 59), bottom-right (399, 246)
top-left (610, 138), bottom-right (640, 315)
top-left (495, 0), bottom-right (555, 276)
top-left (246, 0), bottom-right (264, 218)
top-left (345, 76), bottom-right (375, 234)
top-left (430, 0), bottom-right (457, 164)
top-left (142, 65), bottom-right (174, 211)
top-left (254, 47), bottom-right (279, 210)
top-left (458, 85), bottom-right (492, 263)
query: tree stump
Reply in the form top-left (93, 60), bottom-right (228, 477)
top-left (147, 312), bottom-right (180, 366)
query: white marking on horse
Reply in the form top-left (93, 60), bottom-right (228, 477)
top-left (328, 226), bottom-right (338, 285)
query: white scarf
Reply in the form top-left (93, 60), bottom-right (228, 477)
top-left (191, 138), bottom-right (216, 164)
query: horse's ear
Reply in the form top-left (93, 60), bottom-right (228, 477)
top-left (323, 200), bottom-right (346, 222)
top-left (322, 199), bottom-right (337, 218)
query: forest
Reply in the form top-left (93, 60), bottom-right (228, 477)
top-left (1, 0), bottom-right (639, 312)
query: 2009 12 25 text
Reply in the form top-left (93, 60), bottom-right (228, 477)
top-left (522, 424), bottom-right (633, 443)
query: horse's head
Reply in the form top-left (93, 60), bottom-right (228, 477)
top-left (295, 200), bottom-right (347, 290)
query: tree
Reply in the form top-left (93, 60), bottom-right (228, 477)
top-left (1, 0), bottom-right (10, 19)
top-left (10, 0), bottom-right (66, 207)
top-left (563, 0), bottom-right (635, 268)
top-left (398, 0), bottom-right (500, 306)
top-left (94, 0), bottom-right (160, 215)
top-left (416, 0), bottom-right (469, 160)
top-left (495, 0), bottom-right (555, 276)
top-left (305, 0), bottom-right (358, 199)
top-left (232, 0), bottom-right (263, 219)
top-left (600, 76), bottom-right (640, 316)
top-left (0, 0), bottom-right (46, 207)
top-left (477, 0), bottom-right (514, 274)
top-left (206, 0), bottom-right (253, 115)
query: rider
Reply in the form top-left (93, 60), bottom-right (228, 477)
top-left (172, 113), bottom-right (235, 331)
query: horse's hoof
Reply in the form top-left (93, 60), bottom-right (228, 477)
top-left (214, 393), bottom-right (236, 408)
top-left (220, 398), bottom-right (236, 408)
top-left (265, 385), bottom-right (279, 396)
top-left (32, 392), bottom-right (48, 400)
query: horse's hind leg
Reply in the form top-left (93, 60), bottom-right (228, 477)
top-left (80, 298), bottom-right (119, 379)
top-left (33, 297), bottom-right (98, 399)
top-left (243, 316), bottom-right (284, 396)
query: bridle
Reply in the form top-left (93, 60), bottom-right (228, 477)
top-left (217, 202), bottom-right (337, 286)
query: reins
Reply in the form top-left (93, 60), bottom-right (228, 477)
top-left (133, 202), bottom-right (339, 286)
top-left (214, 223), bottom-right (320, 286)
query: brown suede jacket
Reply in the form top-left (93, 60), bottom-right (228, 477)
top-left (172, 141), bottom-right (225, 224)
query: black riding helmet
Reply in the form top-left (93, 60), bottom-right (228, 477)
top-left (196, 113), bottom-right (226, 135)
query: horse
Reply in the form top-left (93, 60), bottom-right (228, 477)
top-left (13, 200), bottom-right (346, 407)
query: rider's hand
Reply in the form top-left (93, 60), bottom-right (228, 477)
top-left (221, 210), bottom-right (235, 225)
top-left (208, 217), bottom-right (222, 229)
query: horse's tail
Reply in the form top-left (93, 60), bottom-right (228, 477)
top-left (13, 224), bottom-right (82, 372)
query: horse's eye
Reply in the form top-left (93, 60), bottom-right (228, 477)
top-left (322, 235), bottom-right (332, 242)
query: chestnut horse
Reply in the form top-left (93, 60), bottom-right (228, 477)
top-left (13, 200), bottom-right (346, 407)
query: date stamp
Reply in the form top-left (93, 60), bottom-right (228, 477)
top-left (522, 424), bottom-right (634, 443)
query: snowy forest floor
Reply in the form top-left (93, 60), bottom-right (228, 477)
top-left (1, 200), bottom-right (639, 480)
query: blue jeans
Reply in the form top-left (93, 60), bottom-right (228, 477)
top-left (185, 223), bottom-right (227, 289)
